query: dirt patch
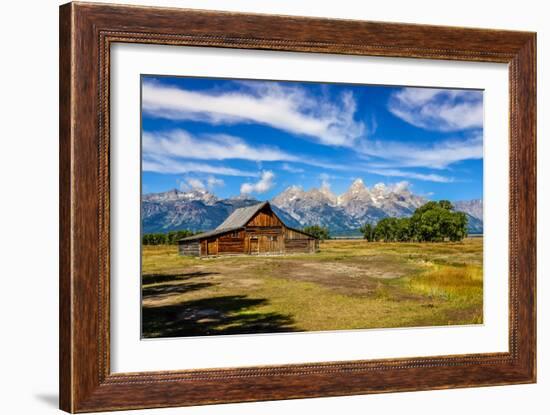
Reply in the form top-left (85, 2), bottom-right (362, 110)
top-left (271, 261), bottom-right (407, 297)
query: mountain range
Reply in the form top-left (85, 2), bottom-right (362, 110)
top-left (142, 179), bottom-right (483, 236)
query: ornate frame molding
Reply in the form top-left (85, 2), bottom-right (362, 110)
top-left (60, 2), bottom-right (536, 412)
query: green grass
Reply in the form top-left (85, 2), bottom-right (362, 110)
top-left (141, 238), bottom-right (483, 338)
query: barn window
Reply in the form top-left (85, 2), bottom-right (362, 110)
top-left (269, 236), bottom-right (277, 241)
top-left (231, 231), bottom-right (239, 238)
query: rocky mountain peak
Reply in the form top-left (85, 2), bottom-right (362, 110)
top-left (142, 182), bottom-right (482, 236)
top-left (453, 199), bottom-right (483, 221)
top-left (349, 178), bottom-right (367, 193)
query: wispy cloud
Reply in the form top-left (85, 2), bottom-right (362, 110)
top-left (180, 175), bottom-right (225, 191)
top-left (367, 168), bottom-right (454, 183)
top-left (142, 155), bottom-right (257, 177)
top-left (142, 81), bottom-right (365, 146)
top-left (186, 178), bottom-right (206, 190)
top-left (359, 134), bottom-right (482, 170)
top-left (143, 129), bottom-right (353, 172)
top-left (280, 163), bottom-right (304, 173)
top-left (143, 130), bottom-right (296, 162)
top-left (388, 87), bottom-right (483, 131)
top-left (240, 171), bottom-right (275, 194)
top-left (206, 176), bottom-right (224, 188)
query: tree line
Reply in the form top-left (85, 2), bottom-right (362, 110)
top-left (360, 200), bottom-right (468, 242)
top-left (142, 229), bottom-right (196, 245)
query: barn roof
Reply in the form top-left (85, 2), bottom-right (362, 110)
top-left (216, 201), bottom-right (269, 230)
top-left (178, 202), bottom-right (268, 242)
top-left (178, 226), bottom-right (241, 242)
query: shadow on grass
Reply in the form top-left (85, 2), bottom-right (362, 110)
top-left (142, 295), bottom-right (296, 338)
top-left (142, 271), bottom-right (219, 285)
top-left (142, 281), bottom-right (214, 298)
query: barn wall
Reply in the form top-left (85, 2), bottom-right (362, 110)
top-left (217, 231), bottom-right (245, 254)
top-left (284, 238), bottom-right (316, 253)
top-left (284, 228), bottom-right (313, 240)
top-left (206, 238), bottom-right (218, 255)
top-left (178, 240), bottom-right (200, 256)
top-left (244, 208), bottom-right (284, 255)
top-left (244, 232), bottom-right (284, 254)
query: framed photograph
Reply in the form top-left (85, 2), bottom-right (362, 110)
top-left (59, 2), bottom-right (536, 412)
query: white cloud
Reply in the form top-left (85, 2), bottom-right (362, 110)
top-left (359, 134), bottom-right (482, 170)
top-left (143, 129), bottom-right (352, 172)
top-left (142, 155), bottom-right (257, 177)
top-left (143, 130), bottom-right (295, 162)
top-left (319, 172), bottom-right (331, 189)
top-left (142, 81), bottom-right (365, 146)
top-left (280, 163), bottom-right (304, 173)
top-left (206, 176), bottom-right (224, 189)
top-left (367, 168), bottom-right (454, 183)
top-left (391, 181), bottom-right (412, 193)
top-left (186, 178), bottom-right (205, 190)
top-left (240, 171), bottom-right (275, 194)
top-left (179, 175), bottom-right (224, 191)
top-left (388, 87), bottom-right (483, 131)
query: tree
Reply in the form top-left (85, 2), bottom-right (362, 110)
top-left (363, 200), bottom-right (468, 243)
top-left (395, 218), bottom-right (412, 241)
top-left (438, 200), bottom-right (454, 211)
top-left (359, 223), bottom-right (375, 241)
top-left (409, 200), bottom-right (467, 242)
top-left (374, 217), bottom-right (399, 242)
top-left (166, 230), bottom-right (195, 244)
top-left (303, 225), bottom-right (330, 240)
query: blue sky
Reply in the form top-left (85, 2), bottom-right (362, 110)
top-left (141, 75), bottom-right (483, 201)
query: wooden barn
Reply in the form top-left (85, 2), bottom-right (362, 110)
top-left (178, 201), bottom-right (319, 257)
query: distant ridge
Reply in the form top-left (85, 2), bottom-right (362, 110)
top-left (142, 183), bottom-right (483, 236)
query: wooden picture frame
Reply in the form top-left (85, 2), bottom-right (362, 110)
top-left (59, 2), bottom-right (536, 412)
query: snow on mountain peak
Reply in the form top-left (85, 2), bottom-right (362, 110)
top-left (350, 178), bottom-right (365, 189)
top-left (142, 184), bottom-right (481, 236)
top-left (143, 188), bottom-right (218, 205)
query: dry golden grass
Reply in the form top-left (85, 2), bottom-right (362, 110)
top-left (141, 238), bottom-right (483, 338)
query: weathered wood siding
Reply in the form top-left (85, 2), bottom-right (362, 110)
top-left (178, 240), bottom-right (200, 256)
top-left (207, 238), bottom-right (218, 255)
top-left (217, 230), bottom-right (245, 254)
top-left (247, 209), bottom-right (283, 227)
top-left (242, 207), bottom-right (285, 254)
top-left (285, 228), bottom-right (312, 240)
top-left (244, 233), bottom-right (283, 254)
top-left (284, 238), bottom-right (318, 253)
top-left (283, 227), bottom-right (319, 253)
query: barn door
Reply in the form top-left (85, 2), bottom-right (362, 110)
top-left (249, 237), bottom-right (259, 254)
top-left (207, 238), bottom-right (217, 255)
top-left (259, 235), bottom-right (269, 254)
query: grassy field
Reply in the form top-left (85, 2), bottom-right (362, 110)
top-left (142, 238), bottom-right (483, 338)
